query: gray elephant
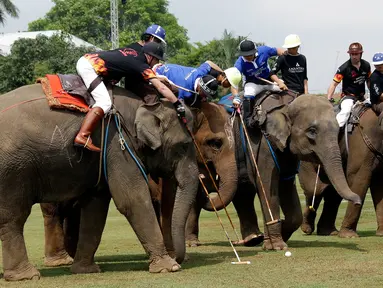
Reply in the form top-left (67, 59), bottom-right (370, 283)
top-left (0, 83), bottom-right (199, 281)
top-left (299, 105), bottom-right (383, 237)
top-left (187, 93), bottom-right (361, 250)
top-left (39, 102), bottom-right (239, 265)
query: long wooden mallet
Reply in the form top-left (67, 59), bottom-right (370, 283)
top-left (309, 164), bottom-right (321, 212)
top-left (199, 176), bottom-right (251, 265)
top-left (236, 108), bottom-right (279, 225)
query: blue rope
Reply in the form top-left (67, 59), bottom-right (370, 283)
top-left (239, 123), bottom-right (247, 155)
top-left (114, 115), bottom-right (148, 183)
top-left (264, 137), bottom-right (300, 181)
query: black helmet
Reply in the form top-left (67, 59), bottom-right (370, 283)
top-left (239, 40), bottom-right (258, 56)
top-left (199, 75), bottom-right (218, 97)
top-left (142, 42), bottom-right (165, 61)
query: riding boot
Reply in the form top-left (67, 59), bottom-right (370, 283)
top-left (74, 107), bottom-right (104, 152)
top-left (242, 96), bottom-right (253, 127)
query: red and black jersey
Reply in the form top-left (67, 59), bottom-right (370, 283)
top-left (333, 59), bottom-right (371, 98)
top-left (84, 47), bottom-right (156, 84)
top-left (125, 42), bottom-right (143, 53)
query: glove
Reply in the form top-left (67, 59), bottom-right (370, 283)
top-left (329, 98), bottom-right (335, 103)
top-left (233, 95), bottom-right (242, 106)
top-left (173, 100), bottom-right (186, 120)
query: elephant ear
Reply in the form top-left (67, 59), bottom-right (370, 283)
top-left (263, 108), bottom-right (291, 152)
top-left (135, 103), bottom-right (162, 150)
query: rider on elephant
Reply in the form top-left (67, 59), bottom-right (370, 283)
top-left (270, 34), bottom-right (309, 96)
top-left (153, 62), bottom-right (221, 107)
top-left (74, 42), bottom-right (185, 152)
top-left (370, 52), bottom-right (383, 119)
top-left (327, 42), bottom-right (371, 128)
top-left (231, 39), bottom-right (286, 121)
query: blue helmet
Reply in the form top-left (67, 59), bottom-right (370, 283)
top-left (144, 24), bottom-right (166, 44)
top-left (372, 52), bottom-right (383, 65)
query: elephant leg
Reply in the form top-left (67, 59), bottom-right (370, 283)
top-left (370, 173), bottom-right (383, 236)
top-left (0, 200), bottom-right (40, 281)
top-left (107, 167), bottom-right (180, 273)
top-left (160, 178), bottom-right (177, 257)
top-left (301, 193), bottom-right (322, 235)
top-left (317, 186), bottom-right (342, 236)
top-left (232, 181), bottom-right (264, 247)
top-left (40, 203), bottom-right (73, 267)
top-left (279, 179), bottom-right (302, 242)
top-left (71, 190), bottom-right (110, 274)
top-left (339, 165), bottom-right (371, 238)
top-left (63, 204), bottom-right (81, 258)
top-left (185, 200), bottom-right (202, 247)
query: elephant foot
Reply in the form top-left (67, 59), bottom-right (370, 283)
top-left (317, 226), bottom-right (339, 236)
top-left (149, 255), bottom-right (181, 273)
top-left (376, 229), bottom-right (383, 237)
top-left (301, 223), bottom-right (314, 235)
top-left (262, 237), bottom-right (288, 251)
top-left (301, 207), bottom-right (316, 235)
top-left (44, 251), bottom-right (74, 267)
top-left (232, 233), bottom-right (264, 247)
top-left (338, 228), bottom-right (359, 238)
top-left (186, 239), bottom-right (201, 247)
top-left (3, 264), bottom-right (41, 281)
top-left (70, 261), bottom-right (101, 274)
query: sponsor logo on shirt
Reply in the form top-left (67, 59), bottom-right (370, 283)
top-left (119, 48), bottom-right (138, 57)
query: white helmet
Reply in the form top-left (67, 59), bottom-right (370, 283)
top-left (223, 67), bottom-right (241, 89)
top-left (282, 34), bottom-right (301, 49)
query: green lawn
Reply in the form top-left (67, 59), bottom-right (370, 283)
top-left (1, 181), bottom-right (383, 288)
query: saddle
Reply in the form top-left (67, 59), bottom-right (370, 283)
top-left (37, 74), bottom-right (109, 113)
top-left (333, 101), bottom-right (370, 133)
top-left (249, 90), bottom-right (297, 127)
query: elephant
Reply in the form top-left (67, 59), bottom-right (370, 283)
top-left (299, 105), bottom-right (383, 237)
top-left (186, 93), bottom-right (361, 251)
top-left (39, 101), bottom-right (239, 266)
top-left (0, 83), bottom-right (200, 281)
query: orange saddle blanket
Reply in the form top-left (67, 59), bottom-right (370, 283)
top-left (37, 74), bottom-right (89, 113)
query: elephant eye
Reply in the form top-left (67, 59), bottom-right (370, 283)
top-left (206, 138), bottom-right (223, 151)
top-left (306, 126), bottom-right (317, 140)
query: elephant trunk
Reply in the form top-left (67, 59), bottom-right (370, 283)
top-left (316, 142), bottom-right (361, 205)
top-left (171, 147), bottom-right (199, 264)
top-left (201, 153), bottom-right (238, 211)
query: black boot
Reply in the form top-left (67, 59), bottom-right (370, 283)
top-left (242, 97), bottom-right (253, 127)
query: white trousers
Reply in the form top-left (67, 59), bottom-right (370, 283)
top-left (244, 82), bottom-right (281, 97)
top-left (336, 98), bottom-right (354, 127)
top-left (76, 56), bottom-right (112, 114)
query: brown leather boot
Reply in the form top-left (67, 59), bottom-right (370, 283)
top-left (74, 107), bottom-right (104, 152)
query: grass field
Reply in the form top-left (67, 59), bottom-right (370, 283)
top-left (1, 180), bottom-right (383, 288)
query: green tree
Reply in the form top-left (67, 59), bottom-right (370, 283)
top-left (0, 32), bottom-right (95, 93)
top-left (0, 0), bottom-right (19, 25)
top-left (28, 0), bottom-right (189, 56)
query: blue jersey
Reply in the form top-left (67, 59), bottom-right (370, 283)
top-left (155, 62), bottom-right (211, 100)
top-left (234, 46), bottom-right (277, 84)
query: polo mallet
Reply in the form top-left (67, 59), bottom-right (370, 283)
top-left (199, 176), bottom-right (251, 265)
top-left (182, 118), bottom-right (241, 242)
top-left (157, 75), bottom-right (198, 94)
top-left (236, 108), bottom-right (279, 226)
top-left (309, 164), bottom-right (321, 212)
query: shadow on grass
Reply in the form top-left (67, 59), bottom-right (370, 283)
top-left (203, 239), bottom-right (366, 252)
top-left (39, 250), bottom-right (257, 277)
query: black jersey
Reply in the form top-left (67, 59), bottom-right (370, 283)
top-left (125, 42), bottom-right (143, 53)
top-left (85, 47), bottom-right (156, 84)
top-left (370, 70), bottom-right (383, 105)
top-left (271, 54), bottom-right (308, 94)
top-left (333, 59), bottom-right (371, 99)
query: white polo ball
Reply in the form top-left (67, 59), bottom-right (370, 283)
top-left (284, 251), bottom-right (292, 257)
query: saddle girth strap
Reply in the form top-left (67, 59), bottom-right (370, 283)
top-left (357, 125), bottom-right (383, 161)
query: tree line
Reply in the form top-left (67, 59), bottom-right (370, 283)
top-left (0, 0), bottom-right (275, 95)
